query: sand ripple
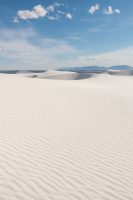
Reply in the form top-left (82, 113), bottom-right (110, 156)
top-left (0, 74), bottom-right (133, 200)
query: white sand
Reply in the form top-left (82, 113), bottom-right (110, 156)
top-left (0, 74), bottom-right (133, 200)
top-left (20, 70), bottom-right (93, 80)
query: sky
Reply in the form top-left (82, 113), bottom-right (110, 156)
top-left (0, 0), bottom-right (133, 69)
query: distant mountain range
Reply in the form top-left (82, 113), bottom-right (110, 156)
top-left (0, 66), bottom-right (132, 74)
top-left (57, 65), bottom-right (133, 73)
top-left (0, 70), bottom-right (46, 74)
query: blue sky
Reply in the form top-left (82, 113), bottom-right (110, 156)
top-left (0, 0), bottom-right (133, 69)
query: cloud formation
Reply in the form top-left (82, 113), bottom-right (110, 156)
top-left (103, 6), bottom-right (113, 15)
top-left (114, 9), bottom-right (121, 14)
top-left (103, 6), bottom-right (121, 15)
top-left (0, 28), bottom-right (77, 69)
top-left (34, 5), bottom-right (47, 17)
top-left (13, 17), bottom-right (19, 23)
top-left (62, 47), bottom-right (133, 68)
top-left (16, 2), bottom-right (121, 22)
top-left (47, 2), bottom-right (64, 13)
top-left (16, 3), bottom-right (72, 21)
top-left (17, 5), bottom-right (47, 20)
top-left (0, 28), bottom-right (132, 69)
top-left (88, 4), bottom-right (99, 14)
top-left (66, 13), bottom-right (73, 19)
top-left (47, 15), bottom-right (60, 20)
top-left (88, 4), bottom-right (121, 15)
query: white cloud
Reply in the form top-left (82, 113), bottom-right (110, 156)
top-left (103, 7), bottom-right (121, 15)
top-left (57, 10), bottom-right (65, 15)
top-left (103, 6), bottom-right (113, 15)
top-left (89, 4), bottom-right (99, 14)
top-left (16, 3), bottom-right (67, 21)
top-left (66, 13), bottom-right (73, 19)
top-left (88, 5), bottom-right (120, 16)
top-left (53, 2), bottom-right (65, 7)
top-left (94, 47), bottom-right (133, 66)
top-left (46, 5), bottom-right (55, 13)
top-left (33, 5), bottom-right (47, 17)
top-left (0, 28), bottom-right (131, 70)
top-left (17, 4), bottom-right (47, 20)
top-left (13, 17), bottom-right (19, 23)
top-left (114, 9), bottom-right (121, 14)
top-left (46, 2), bottom-right (64, 13)
top-left (0, 28), bottom-right (77, 69)
top-left (17, 10), bottom-right (38, 20)
top-left (63, 47), bottom-right (133, 67)
top-left (47, 15), bottom-right (59, 20)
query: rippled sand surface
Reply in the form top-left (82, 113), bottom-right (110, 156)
top-left (0, 74), bottom-right (133, 200)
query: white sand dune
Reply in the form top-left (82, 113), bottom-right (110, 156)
top-left (17, 69), bottom-right (133, 80)
top-left (108, 69), bottom-right (133, 76)
top-left (0, 74), bottom-right (133, 200)
top-left (20, 70), bottom-right (93, 80)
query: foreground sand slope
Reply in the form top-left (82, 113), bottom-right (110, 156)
top-left (0, 74), bottom-right (133, 200)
